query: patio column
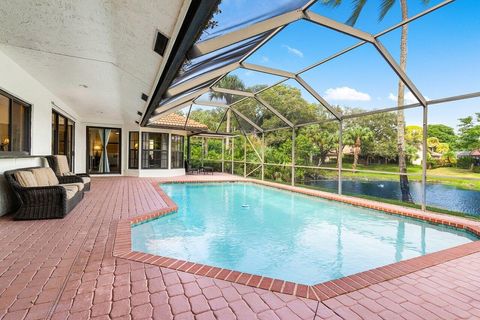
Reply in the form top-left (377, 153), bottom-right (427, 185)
top-left (201, 137), bottom-right (204, 167)
top-left (231, 137), bottom-right (234, 174)
top-left (187, 136), bottom-right (191, 163)
top-left (221, 137), bottom-right (225, 173)
top-left (338, 119), bottom-right (343, 195)
top-left (421, 105), bottom-right (428, 211)
top-left (243, 135), bottom-right (247, 177)
top-left (291, 128), bottom-right (295, 186)
top-left (261, 132), bottom-right (265, 181)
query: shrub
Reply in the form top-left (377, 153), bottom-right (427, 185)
top-left (457, 157), bottom-right (474, 169)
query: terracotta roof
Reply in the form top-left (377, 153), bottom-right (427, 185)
top-left (150, 113), bottom-right (208, 130)
top-left (471, 149), bottom-right (480, 156)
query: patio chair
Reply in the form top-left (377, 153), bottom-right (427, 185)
top-left (185, 160), bottom-right (199, 175)
top-left (201, 166), bottom-right (214, 175)
top-left (4, 167), bottom-right (84, 220)
top-left (46, 155), bottom-right (91, 191)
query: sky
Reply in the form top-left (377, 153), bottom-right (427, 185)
top-left (197, 0), bottom-right (480, 131)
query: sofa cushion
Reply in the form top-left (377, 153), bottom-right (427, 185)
top-left (14, 171), bottom-right (38, 187)
top-left (61, 182), bottom-right (84, 192)
top-left (61, 185), bottom-right (78, 200)
top-left (54, 155), bottom-right (71, 176)
top-left (81, 177), bottom-right (91, 184)
top-left (31, 168), bottom-right (59, 186)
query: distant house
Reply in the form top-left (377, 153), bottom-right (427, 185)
top-left (457, 150), bottom-right (480, 159)
top-left (457, 149), bottom-right (480, 167)
top-left (471, 149), bottom-right (480, 159)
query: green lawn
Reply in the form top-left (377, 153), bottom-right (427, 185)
top-left (339, 164), bottom-right (480, 191)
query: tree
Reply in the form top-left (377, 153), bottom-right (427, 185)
top-left (456, 113), bottom-right (480, 152)
top-left (344, 125), bottom-right (374, 170)
top-left (427, 137), bottom-right (439, 153)
top-left (406, 125), bottom-right (423, 146)
top-left (427, 124), bottom-right (456, 146)
top-left (321, 0), bottom-right (430, 202)
top-left (296, 124), bottom-right (339, 166)
top-left (354, 111), bottom-right (397, 164)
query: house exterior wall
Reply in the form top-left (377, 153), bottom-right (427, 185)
top-left (0, 50), bottom-right (187, 180)
top-left (0, 50), bottom-right (79, 158)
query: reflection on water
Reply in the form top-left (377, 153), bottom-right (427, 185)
top-left (304, 179), bottom-right (480, 216)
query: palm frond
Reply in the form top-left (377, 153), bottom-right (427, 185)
top-left (379, 0), bottom-right (395, 21)
top-left (321, 0), bottom-right (342, 7)
top-left (346, 0), bottom-right (367, 26)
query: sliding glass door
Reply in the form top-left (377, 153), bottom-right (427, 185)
top-left (52, 110), bottom-right (75, 169)
top-left (87, 127), bottom-right (121, 174)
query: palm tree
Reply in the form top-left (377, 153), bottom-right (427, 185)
top-left (323, 0), bottom-right (429, 202)
top-left (210, 75), bottom-right (246, 150)
top-left (344, 125), bottom-right (373, 170)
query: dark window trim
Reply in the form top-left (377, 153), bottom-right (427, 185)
top-left (86, 126), bottom-right (122, 175)
top-left (128, 131), bottom-right (139, 169)
top-left (0, 88), bottom-right (31, 153)
top-left (171, 134), bottom-right (185, 169)
top-left (52, 109), bottom-right (75, 171)
top-left (141, 132), bottom-right (169, 170)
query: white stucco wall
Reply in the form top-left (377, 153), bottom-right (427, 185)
top-left (0, 50), bottom-right (190, 178)
top-left (0, 50), bottom-right (82, 165)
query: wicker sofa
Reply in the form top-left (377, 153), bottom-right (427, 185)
top-left (46, 155), bottom-right (91, 191)
top-left (4, 167), bottom-right (85, 220)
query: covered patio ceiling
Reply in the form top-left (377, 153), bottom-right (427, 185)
top-left (0, 0), bottom-right (187, 123)
top-left (144, 0), bottom-right (479, 134)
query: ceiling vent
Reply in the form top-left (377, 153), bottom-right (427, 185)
top-left (153, 31), bottom-right (169, 57)
top-left (141, 93), bottom-right (149, 101)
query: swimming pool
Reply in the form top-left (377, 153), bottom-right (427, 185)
top-left (131, 182), bottom-right (477, 285)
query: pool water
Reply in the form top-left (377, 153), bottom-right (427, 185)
top-left (131, 183), bottom-right (477, 285)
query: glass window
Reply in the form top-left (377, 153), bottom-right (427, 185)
top-left (0, 95), bottom-right (9, 151)
top-left (0, 91), bottom-right (31, 153)
top-left (142, 132), bottom-right (169, 169)
top-left (171, 135), bottom-right (184, 169)
top-left (129, 131), bottom-right (139, 169)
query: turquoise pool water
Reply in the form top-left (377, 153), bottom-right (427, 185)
top-left (131, 183), bottom-right (477, 285)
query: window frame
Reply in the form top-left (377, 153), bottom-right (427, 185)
top-left (0, 89), bottom-right (31, 154)
top-left (86, 126), bottom-right (122, 174)
top-left (141, 132), bottom-right (169, 169)
top-left (128, 131), bottom-right (140, 169)
top-left (171, 134), bottom-right (185, 169)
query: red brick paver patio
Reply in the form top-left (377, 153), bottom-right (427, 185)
top-left (1, 174), bottom-right (480, 320)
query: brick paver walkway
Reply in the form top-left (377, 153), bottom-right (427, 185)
top-left (0, 175), bottom-right (479, 319)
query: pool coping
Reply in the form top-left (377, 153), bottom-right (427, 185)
top-left (113, 177), bottom-right (480, 301)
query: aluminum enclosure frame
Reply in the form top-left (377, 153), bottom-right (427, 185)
top-left (151, 0), bottom-right (479, 213)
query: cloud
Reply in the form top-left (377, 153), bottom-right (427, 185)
top-left (388, 91), bottom-right (429, 104)
top-left (324, 87), bottom-right (371, 101)
top-left (282, 45), bottom-right (304, 58)
top-left (261, 56), bottom-right (270, 63)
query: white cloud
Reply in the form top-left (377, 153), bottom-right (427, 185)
top-left (261, 56), bottom-right (270, 63)
top-left (282, 45), bottom-right (304, 58)
top-left (388, 91), bottom-right (428, 104)
top-left (324, 87), bottom-right (371, 101)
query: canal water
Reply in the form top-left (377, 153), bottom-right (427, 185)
top-left (304, 179), bottom-right (480, 216)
